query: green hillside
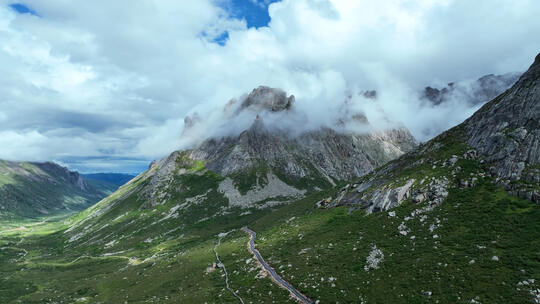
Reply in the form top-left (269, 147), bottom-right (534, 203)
top-left (0, 160), bottom-right (119, 219)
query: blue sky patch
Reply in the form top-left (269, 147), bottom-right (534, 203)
top-left (9, 3), bottom-right (38, 16)
top-left (223, 0), bottom-right (281, 28)
top-left (201, 30), bottom-right (230, 46)
top-left (213, 31), bottom-right (229, 46)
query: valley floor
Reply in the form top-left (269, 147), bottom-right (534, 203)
top-left (1, 178), bottom-right (539, 303)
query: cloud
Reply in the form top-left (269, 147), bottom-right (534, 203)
top-left (0, 0), bottom-right (539, 172)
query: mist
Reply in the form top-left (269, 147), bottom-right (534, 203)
top-left (178, 69), bottom-right (521, 150)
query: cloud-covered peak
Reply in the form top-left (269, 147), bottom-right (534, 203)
top-left (239, 86), bottom-right (295, 112)
top-left (179, 84), bottom-right (404, 151)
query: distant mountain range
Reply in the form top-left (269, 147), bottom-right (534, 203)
top-left (0, 162), bottom-right (131, 219)
top-left (82, 173), bottom-right (136, 187)
top-left (0, 161), bottom-right (97, 218)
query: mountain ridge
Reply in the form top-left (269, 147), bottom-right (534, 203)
top-left (329, 52), bottom-right (540, 213)
top-left (0, 160), bottom-right (118, 218)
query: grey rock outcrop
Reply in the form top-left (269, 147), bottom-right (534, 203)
top-left (140, 151), bottom-right (183, 206)
top-left (218, 173), bottom-right (305, 208)
top-left (465, 53), bottom-right (540, 202)
top-left (240, 86), bottom-right (295, 112)
top-left (190, 119), bottom-right (416, 182)
top-left (331, 177), bottom-right (449, 214)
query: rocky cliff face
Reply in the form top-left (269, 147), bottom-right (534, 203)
top-left (329, 53), bottom-right (539, 212)
top-left (34, 162), bottom-right (90, 191)
top-left (0, 160), bottom-right (109, 218)
top-left (465, 53), bottom-right (540, 201)
top-left (190, 120), bottom-right (414, 181)
top-left (141, 86), bottom-right (417, 208)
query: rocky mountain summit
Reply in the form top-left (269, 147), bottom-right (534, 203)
top-left (328, 53), bottom-right (539, 212)
top-left (144, 86), bottom-right (417, 208)
top-left (421, 72), bottom-right (520, 106)
top-left (0, 160), bottom-right (110, 218)
top-left (239, 86), bottom-right (295, 112)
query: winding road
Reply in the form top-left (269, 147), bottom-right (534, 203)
top-left (242, 226), bottom-right (314, 304)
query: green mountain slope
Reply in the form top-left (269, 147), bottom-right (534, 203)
top-left (0, 160), bottom-right (116, 219)
top-left (0, 54), bottom-right (538, 303)
top-left (84, 179), bottom-right (120, 197)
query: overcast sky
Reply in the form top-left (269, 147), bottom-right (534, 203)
top-left (0, 0), bottom-right (539, 173)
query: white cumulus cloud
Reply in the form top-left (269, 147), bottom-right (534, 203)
top-left (0, 0), bottom-right (539, 172)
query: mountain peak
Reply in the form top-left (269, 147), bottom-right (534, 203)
top-left (522, 52), bottom-right (540, 80)
top-left (239, 86), bottom-right (295, 112)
